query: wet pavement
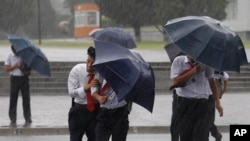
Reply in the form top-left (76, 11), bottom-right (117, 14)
top-left (0, 39), bottom-right (250, 138)
top-left (0, 93), bottom-right (250, 135)
top-left (0, 133), bottom-right (230, 141)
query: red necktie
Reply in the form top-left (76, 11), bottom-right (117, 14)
top-left (86, 74), bottom-right (95, 112)
top-left (169, 62), bottom-right (195, 90)
top-left (100, 82), bottom-right (110, 96)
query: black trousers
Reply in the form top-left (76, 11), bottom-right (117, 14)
top-left (209, 96), bottom-right (221, 138)
top-left (68, 103), bottom-right (99, 141)
top-left (95, 105), bottom-right (129, 141)
top-left (9, 75), bottom-right (31, 123)
top-left (176, 95), bottom-right (214, 141)
top-left (171, 90), bottom-right (179, 141)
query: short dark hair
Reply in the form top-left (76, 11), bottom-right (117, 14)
top-left (87, 46), bottom-right (95, 58)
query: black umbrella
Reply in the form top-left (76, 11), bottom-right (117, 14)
top-left (94, 27), bottom-right (136, 49)
top-left (164, 43), bottom-right (185, 62)
top-left (8, 34), bottom-right (51, 76)
top-left (93, 40), bottom-right (155, 112)
top-left (164, 16), bottom-right (248, 72)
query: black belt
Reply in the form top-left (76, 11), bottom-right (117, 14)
top-left (177, 95), bottom-right (208, 102)
top-left (100, 104), bottom-right (128, 113)
top-left (11, 75), bottom-right (26, 78)
top-left (74, 103), bottom-right (99, 108)
top-left (74, 103), bottom-right (87, 107)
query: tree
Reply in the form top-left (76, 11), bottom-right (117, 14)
top-left (152, 0), bottom-right (228, 39)
top-left (63, 0), bottom-right (228, 41)
top-left (22, 0), bottom-right (58, 38)
top-left (0, 0), bottom-right (35, 33)
top-left (95, 0), bottom-right (228, 41)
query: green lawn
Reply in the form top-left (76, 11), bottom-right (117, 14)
top-left (1, 39), bottom-right (250, 50)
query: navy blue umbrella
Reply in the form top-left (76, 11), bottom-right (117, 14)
top-left (164, 43), bottom-right (185, 62)
top-left (94, 27), bottom-right (136, 49)
top-left (93, 40), bottom-right (155, 112)
top-left (164, 16), bottom-right (248, 72)
top-left (8, 34), bottom-right (51, 76)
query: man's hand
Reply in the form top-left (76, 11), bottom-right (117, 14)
top-left (215, 100), bottom-right (223, 117)
top-left (84, 79), bottom-right (99, 92)
top-left (191, 64), bottom-right (201, 74)
top-left (93, 93), bottom-right (108, 104)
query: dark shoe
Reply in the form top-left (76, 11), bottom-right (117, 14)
top-left (9, 121), bottom-right (16, 128)
top-left (23, 121), bottom-right (32, 127)
top-left (215, 133), bottom-right (222, 141)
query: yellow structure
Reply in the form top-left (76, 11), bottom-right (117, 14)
top-left (74, 4), bottom-right (100, 37)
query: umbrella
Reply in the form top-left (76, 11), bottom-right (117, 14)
top-left (164, 16), bottom-right (248, 72)
top-left (164, 42), bottom-right (185, 62)
top-left (58, 21), bottom-right (69, 28)
top-left (94, 27), bottom-right (136, 49)
top-left (7, 34), bottom-right (51, 76)
top-left (89, 28), bottom-right (103, 38)
top-left (93, 40), bottom-right (155, 112)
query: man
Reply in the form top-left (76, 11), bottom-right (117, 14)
top-left (170, 55), bottom-right (223, 141)
top-left (92, 79), bottom-right (130, 141)
top-left (210, 71), bottom-right (229, 141)
top-left (67, 46), bottom-right (99, 141)
top-left (4, 45), bottom-right (32, 127)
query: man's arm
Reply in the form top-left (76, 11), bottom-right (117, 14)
top-left (4, 63), bottom-right (20, 72)
top-left (171, 65), bottom-right (200, 88)
top-left (209, 78), bottom-right (223, 117)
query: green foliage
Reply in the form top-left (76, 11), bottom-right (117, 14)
top-left (94, 0), bottom-right (228, 41)
top-left (0, 0), bottom-right (35, 33)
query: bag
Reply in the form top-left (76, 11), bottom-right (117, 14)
top-left (19, 61), bottom-right (31, 76)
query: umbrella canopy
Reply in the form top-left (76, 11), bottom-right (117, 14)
top-left (94, 27), bottom-right (136, 49)
top-left (93, 40), bottom-right (155, 112)
top-left (164, 43), bottom-right (185, 62)
top-left (7, 34), bottom-right (51, 76)
top-left (89, 28), bottom-right (103, 38)
top-left (164, 16), bottom-right (248, 72)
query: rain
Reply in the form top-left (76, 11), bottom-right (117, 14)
top-left (0, 0), bottom-right (250, 141)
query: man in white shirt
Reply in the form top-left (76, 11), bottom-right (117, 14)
top-left (170, 55), bottom-right (223, 141)
top-left (92, 76), bottom-right (130, 141)
top-left (67, 46), bottom-right (100, 141)
top-left (4, 45), bottom-right (32, 127)
top-left (210, 71), bottom-right (229, 141)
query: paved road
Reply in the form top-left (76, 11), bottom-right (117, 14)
top-left (0, 39), bottom-right (250, 140)
top-left (0, 133), bottom-right (230, 141)
top-left (1, 93), bottom-right (250, 132)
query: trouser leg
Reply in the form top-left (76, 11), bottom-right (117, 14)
top-left (178, 98), bottom-right (210, 141)
top-left (68, 105), bottom-right (97, 141)
top-left (209, 96), bottom-right (221, 138)
top-left (95, 123), bottom-right (112, 141)
top-left (171, 90), bottom-right (179, 141)
top-left (21, 76), bottom-right (32, 122)
top-left (9, 76), bottom-right (19, 123)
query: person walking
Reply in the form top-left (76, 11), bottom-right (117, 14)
top-left (210, 70), bottom-right (229, 141)
top-left (67, 46), bottom-right (100, 141)
top-left (170, 55), bottom-right (223, 141)
top-left (92, 78), bottom-right (130, 141)
top-left (4, 45), bottom-right (32, 127)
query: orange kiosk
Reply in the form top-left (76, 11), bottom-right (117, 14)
top-left (74, 4), bottom-right (100, 37)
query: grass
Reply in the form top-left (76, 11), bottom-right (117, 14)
top-left (1, 39), bottom-right (250, 50)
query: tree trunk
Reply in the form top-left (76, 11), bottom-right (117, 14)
top-left (133, 25), bottom-right (141, 42)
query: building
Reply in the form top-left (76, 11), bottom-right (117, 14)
top-left (223, 0), bottom-right (250, 41)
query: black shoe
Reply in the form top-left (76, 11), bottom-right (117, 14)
top-left (215, 133), bottom-right (222, 141)
top-left (9, 121), bottom-right (16, 127)
top-left (23, 121), bottom-right (32, 127)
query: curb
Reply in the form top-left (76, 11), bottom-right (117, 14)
top-left (0, 125), bottom-right (229, 136)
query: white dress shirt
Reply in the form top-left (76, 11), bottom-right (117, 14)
top-left (92, 77), bottom-right (127, 109)
top-left (170, 56), bottom-right (214, 99)
top-left (4, 52), bottom-right (23, 76)
top-left (67, 63), bottom-right (98, 104)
